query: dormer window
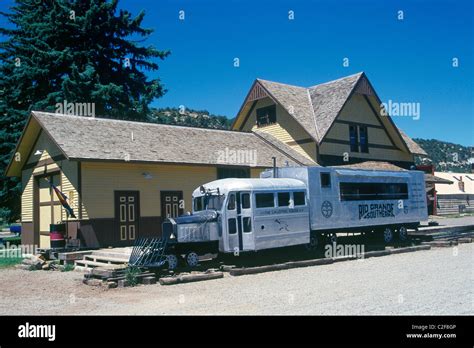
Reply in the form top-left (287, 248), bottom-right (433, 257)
top-left (256, 105), bottom-right (276, 127)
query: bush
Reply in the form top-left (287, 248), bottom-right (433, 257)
top-left (125, 266), bottom-right (141, 287)
top-left (60, 263), bottom-right (75, 272)
top-left (2, 236), bottom-right (21, 246)
top-left (0, 257), bottom-right (23, 268)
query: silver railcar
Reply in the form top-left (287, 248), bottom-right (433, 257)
top-left (162, 166), bottom-right (427, 267)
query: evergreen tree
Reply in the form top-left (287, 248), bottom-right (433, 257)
top-left (0, 0), bottom-right (169, 222)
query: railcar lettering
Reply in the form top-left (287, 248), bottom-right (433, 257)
top-left (358, 203), bottom-right (395, 220)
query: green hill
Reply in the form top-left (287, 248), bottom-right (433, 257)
top-left (149, 107), bottom-right (234, 130)
top-left (414, 138), bottom-right (473, 172)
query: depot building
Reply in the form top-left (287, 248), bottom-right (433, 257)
top-left (6, 72), bottom-right (428, 249)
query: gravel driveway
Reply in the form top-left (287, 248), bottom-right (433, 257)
top-left (0, 243), bottom-right (472, 315)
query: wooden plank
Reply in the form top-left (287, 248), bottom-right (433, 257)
top-left (159, 272), bottom-right (223, 285)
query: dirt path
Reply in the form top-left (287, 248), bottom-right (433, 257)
top-left (0, 243), bottom-right (472, 315)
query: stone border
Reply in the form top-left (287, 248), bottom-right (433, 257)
top-left (229, 245), bottom-right (432, 277)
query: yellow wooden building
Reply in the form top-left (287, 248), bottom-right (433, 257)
top-left (6, 72), bottom-right (426, 248)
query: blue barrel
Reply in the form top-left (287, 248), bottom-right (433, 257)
top-left (10, 225), bottom-right (21, 234)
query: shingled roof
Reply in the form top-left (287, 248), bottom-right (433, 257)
top-left (238, 72), bottom-right (425, 156)
top-left (398, 129), bottom-right (428, 156)
top-left (6, 111), bottom-right (316, 177)
top-left (257, 79), bottom-right (319, 140)
top-left (308, 73), bottom-right (362, 141)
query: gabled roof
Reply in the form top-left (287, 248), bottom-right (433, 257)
top-left (256, 79), bottom-right (319, 140)
top-left (234, 72), bottom-right (425, 156)
top-left (398, 129), bottom-right (428, 156)
top-left (308, 72), bottom-right (362, 142)
top-left (6, 111), bottom-right (316, 177)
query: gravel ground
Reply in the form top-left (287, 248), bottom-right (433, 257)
top-left (0, 243), bottom-right (472, 315)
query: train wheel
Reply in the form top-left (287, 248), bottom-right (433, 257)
top-left (383, 227), bottom-right (394, 244)
top-left (305, 235), bottom-right (319, 251)
top-left (167, 254), bottom-right (179, 270)
top-left (398, 226), bottom-right (408, 242)
top-left (186, 252), bottom-right (200, 267)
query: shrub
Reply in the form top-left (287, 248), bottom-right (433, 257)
top-left (125, 266), bottom-right (141, 287)
top-left (2, 236), bottom-right (21, 246)
top-left (60, 263), bottom-right (75, 272)
top-left (0, 257), bottom-right (23, 268)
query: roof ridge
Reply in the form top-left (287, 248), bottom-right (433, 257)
top-left (32, 111), bottom-right (246, 135)
top-left (309, 72), bottom-right (364, 89)
top-left (256, 78), bottom-right (308, 90)
top-left (306, 89), bottom-right (321, 141)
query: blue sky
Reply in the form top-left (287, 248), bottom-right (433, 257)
top-left (1, 0), bottom-right (473, 145)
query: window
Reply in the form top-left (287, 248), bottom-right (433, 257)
top-left (228, 218), bottom-right (237, 234)
top-left (321, 173), bottom-right (331, 188)
top-left (256, 193), bottom-right (275, 208)
top-left (241, 193), bottom-right (251, 209)
top-left (278, 192), bottom-right (290, 207)
top-left (227, 194), bottom-right (236, 210)
top-left (243, 217), bottom-right (252, 232)
top-left (256, 105), bottom-right (276, 127)
top-left (359, 126), bottom-right (368, 153)
top-left (194, 197), bottom-right (203, 211)
top-left (207, 195), bottom-right (225, 210)
top-left (293, 192), bottom-right (306, 206)
top-left (339, 182), bottom-right (408, 201)
top-left (349, 125), bottom-right (359, 152)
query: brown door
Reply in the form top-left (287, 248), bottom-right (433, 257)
top-left (38, 174), bottom-right (62, 248)
top-left (160, 191), bottom-right (183, 219)
top-left (115, 191), bottom-right (139, 244)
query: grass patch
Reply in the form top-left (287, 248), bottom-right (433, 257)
top-left (60, 263), bottom-right (75, 272)
top-left (0, 256), bottom-right (23, 268)
top-left (1, 236), bottom-right (21, 246)
top-left (125, 266), bottom-right (141, 287)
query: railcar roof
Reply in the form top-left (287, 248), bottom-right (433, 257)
top-left (193, 178), bottom-right (306, 196)
top-left (332, 168), bottom-right (421, 177)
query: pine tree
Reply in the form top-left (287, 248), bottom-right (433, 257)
top-left (0, 0), bottom-right (169, 222)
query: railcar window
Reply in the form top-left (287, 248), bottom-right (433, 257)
top-left (227, 193), bottom-right (236, 210)
top-left (339, 182), bottom-right (408, 201)
top-left (194, 197), bottom-right (203, 211)
top-left (228, 218), bottom-right (237, 234)
top-left (321, 173), bottom-right (331, 188)
top-left (293, 192), bottom-right (306, 206)
top-left (207, 195), bottom-right (225, 210)
top-left (241, 193), bottom-right (251, 209)
top-left (243, 217), bottom-right (252, 232)
top-left (278, 192), bottom-right (290, 207)
top-left (256, 193), bottom-right (275, 208)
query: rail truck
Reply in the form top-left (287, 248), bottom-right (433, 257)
top-left (161, 166), bottom-right (427, 268)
